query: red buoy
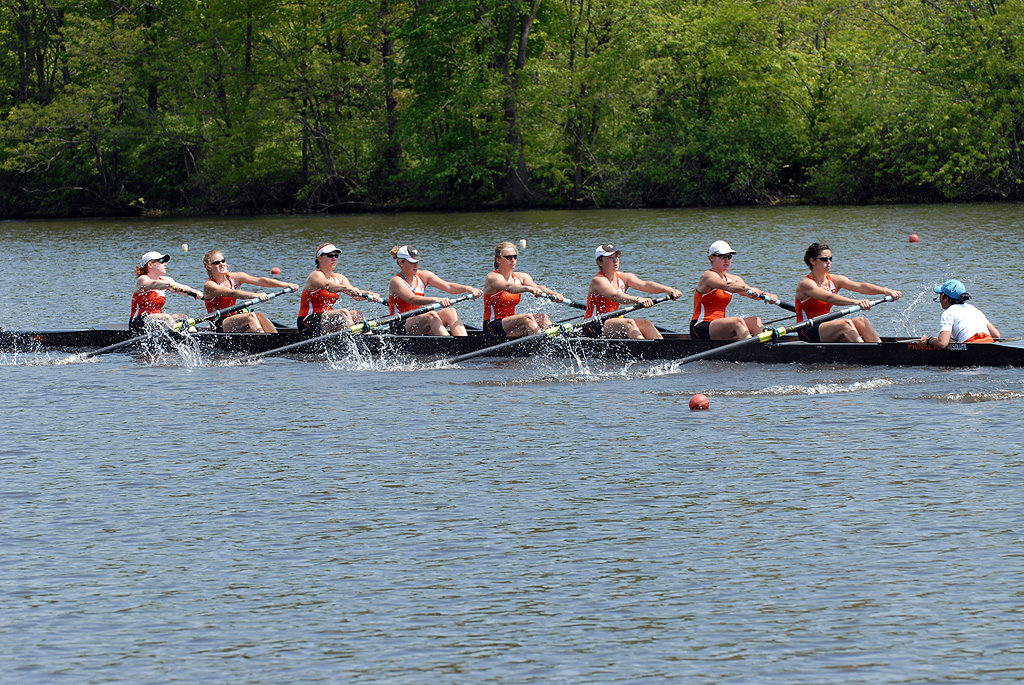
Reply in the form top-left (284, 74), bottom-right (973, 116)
top-left (689, 393), bottom-right (710, 411)
top-left (271, 266), bottom-right (282, 275)
top-left (909, 234), bottom-right (920, 243)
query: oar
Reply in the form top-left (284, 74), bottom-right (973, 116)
top-left (746, 289), bottom-right (796, 313)
top-left (540, 293), bottom-right (678, 334)
top-left (675, 295), bottom-right (895, 366)
top-left (240, 292), bottom-right (477, 362)
top-left (447, 294), bottom-right (673, 364)
top-left (81, 287), bottom-right (297, 359)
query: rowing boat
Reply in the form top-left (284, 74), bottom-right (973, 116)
top-left (2, 326), bottom-right (1023, 367)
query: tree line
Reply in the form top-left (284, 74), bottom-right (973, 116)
top-left (1, 0), bottom-right (1021, 217)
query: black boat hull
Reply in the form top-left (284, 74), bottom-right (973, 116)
top-left (3, 327), bottom-right (1023, 367)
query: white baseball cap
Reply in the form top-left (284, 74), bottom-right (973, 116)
top-left (595, 244), bottom-right (622, 259)
top-left (316, 243), bottom-right (342, 258)
top-left (708, 240), bottom-right (736, 256)
top-left (396, 245), bottom-right (421, 263)
top-left (139, 251), bottom-right (170, 267)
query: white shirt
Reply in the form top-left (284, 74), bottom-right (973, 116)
top-left (939, 303), bottom-right (990, 342)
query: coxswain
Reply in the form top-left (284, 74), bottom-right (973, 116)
top-left (482, 241), bottom-right (567, 337)
top-left (794, 242), bottom-right (902, 342)
top-left (130, 251), bottom-right (203, 331)
top-left (297, 243), bottom-right (381, 333)
top-left (921, 279), bottom-right (999, 348)
top-left (584, 244), bottom-right (683, 339)
top-left (691, 240), bottom-right (780, 340)
top-left (202, 250), bottom-right (298, 333)
top-left (388, 245), bottom-right (482, 336)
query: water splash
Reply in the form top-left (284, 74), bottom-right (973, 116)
top-left (925, 390), bottom-right (1024, 403)
top-left (713, 377), bottom-right (896, 397)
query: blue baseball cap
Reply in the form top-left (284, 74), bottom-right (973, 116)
top-left (933, 279), bottom-right (966, 300)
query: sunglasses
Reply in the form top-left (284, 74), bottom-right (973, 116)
top-left (501, 254), bottom-right (518, 261)
top-left (322, 252), bottom-right (341, 259)
top-left (208, 258), bottom-right (226, 265)
top-left (714, 253), bottom-right (734, 260)
top-left (814, 256), bottom-right (833, 262)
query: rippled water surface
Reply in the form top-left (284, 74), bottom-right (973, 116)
top-left (2, 205), bottom-right (1023, 682)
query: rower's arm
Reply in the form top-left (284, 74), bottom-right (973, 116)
top-left (624, 273), bottom-right (683, 300)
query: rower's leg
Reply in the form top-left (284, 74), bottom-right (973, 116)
top-left (819, 319), bottom-right (863, 343)
top-left (851, 316), bottom-right (881, 343)
top-left (256, 312), bottom-right (277, 333)
top-left (502, 313), bottom-right (541, 337)
top-left (636, 319), bottom-right (664, 340)
top-left (709, 317), bottom-right (750, 341)
top-left (439, 308), bottom-right (467, 336)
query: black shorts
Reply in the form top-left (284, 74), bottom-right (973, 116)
top-left (213, 315), bottom-right (228, 333)
top-left (297, 314), bottom-right (322, 334)
top-left (581, 320), bottom-right (604, 338)
top-left (390, 318), bottom-right (408, 335)
top-left (690, 320), bottom-right (711, 340)
top-left (128, 316), bottom-right (147, 333)
top-left (798, 322), bottom-right (822, 343)
top-left (483, 319), bottom-right (507, 337)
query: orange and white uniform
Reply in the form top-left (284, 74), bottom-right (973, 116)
top-left (795, 274), bottom-right (837, 322)
top-left (299, 281), bottom-right (340, 317)
top-left (483, 271), bottom-right (522, 321)
top-left (130, 289), bottom-right (166, 319)
top-left (205, 276), bottom-right (238, 313)
top-left (389, 273), bottom-right (426, 314)
top-left (690, 283), bottom-right (733, 324)
top-left (585, 272), bottom-right (627, 317)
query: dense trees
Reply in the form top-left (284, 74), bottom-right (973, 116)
top-left (1, 0), bottom-right (1020, 217)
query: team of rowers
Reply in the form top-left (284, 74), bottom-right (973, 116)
top-left (130, 240), bottom-right (1000, 348)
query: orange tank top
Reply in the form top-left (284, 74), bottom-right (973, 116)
top-left (389, 273), bottom-right (426, 314)
top-left (483, 271), bottom-right (522, 321)
top-left (205, 276), bottom-right (238, 313)
top-left (690, 275), bottom-right (733, 323)
top-left (130, 289), bottom-right (165, 318)
top-left (585, 272), bottom-right (626, 317)
top-left (299, 275), bottom-right (341, 318)
top-left (796, 274), bottom-right (837, 322)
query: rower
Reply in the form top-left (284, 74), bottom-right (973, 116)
top-left (584, 244), bottom-right (683, 339)
top-left (388, 245), bottom-right (482, 336)
top-left (691, 240), bottom-right (780, 341)
top-left (130, 250), bottom-right (203, 331)
top-left (298, 243), bottom-right (381, 334)
top-left (794, 242), bottom-right (902, 343)
top-left (921, 278), bottom-right (999, 348)
top-left (482, 241), bottom-right (568, 337)
top-left (202, 249), bottom-right (299, 333)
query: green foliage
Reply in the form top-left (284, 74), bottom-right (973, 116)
top-left (0, 0), bottom-right (1021, 216)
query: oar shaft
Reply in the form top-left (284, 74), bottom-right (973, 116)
top-left (541, 292), bottom-right (677, 333)
top-left (676, 295), bottom-right (894, 365)
top-left (242, 292), bottom-right (476, 362)
top-left (448, 294), bottom-right (672, 364)
top-left (81, 287), bottom-right (297, 359)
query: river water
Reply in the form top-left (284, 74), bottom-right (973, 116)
top-left (2, 205), bottom-right (1023, 682)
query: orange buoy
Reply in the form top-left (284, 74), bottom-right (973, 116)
top-left (271, 267), bottom-right (282, 275)
top-left (909, 234), bottom-right (920, 243)
top-left (689, 393), bottom-right (710, 411)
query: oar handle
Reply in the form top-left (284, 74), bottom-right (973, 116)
top-left (746, 289), bottom-right (796, 313)
top-left (540, 293), bottom-right (586, 310)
